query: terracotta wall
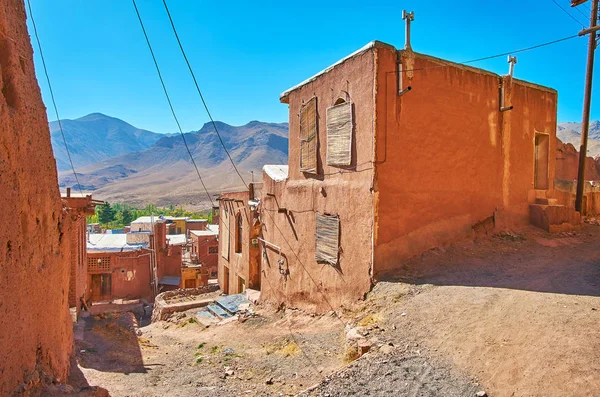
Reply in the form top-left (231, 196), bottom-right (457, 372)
top-left (87, 251), bottom-right (153, 301)
top-left (373, 48), bottom-right (557, 276)
top-left (260, 47), bottom-right (376, 312)
top-left (554, 179), bottom-right (600, 216)
top-left (0, 1), bottom-right (73, 393)
top-left (67, 215), bottom-right (87, 313)
top-left (191, 233), bottom-right (218, 277)
top-left (218, 191), bottom-right (261, 294)
top-left (555, 140), bottom-right (600, 181)
top-left (152, 221), bottom-right (183, 282)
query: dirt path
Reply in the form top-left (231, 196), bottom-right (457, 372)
top-left (356, 225), bottom-right (600, 397)
top-left (73, 225), bottom-right (600, 397)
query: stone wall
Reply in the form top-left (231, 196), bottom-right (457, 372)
top-left (0, 0), bottom-right (73, 394)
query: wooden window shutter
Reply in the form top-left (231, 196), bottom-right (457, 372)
top-left (315, 213), bottom-right (340, 265)
top-left (299, 97), bottom-right (318, 173)
top-left (221, 205), bottom-right (230, 260)
top-left (326, 101), bottom-right (352, 166)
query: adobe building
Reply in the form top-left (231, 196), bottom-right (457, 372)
top-left (61, 188), bottom-right (101, 318)
top-left (0, 0), bottom-right (73, 393)
top-left (260, 40), bottom-right (568, 311)
top-left (218, 190), bottom-right (261, 294)
top-left (189, 227), bottom-right (219, 278)
top-left (87, 234), bottom-right (153, 302)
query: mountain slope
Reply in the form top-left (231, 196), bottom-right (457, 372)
top-left (50, 113), bottom-right (162, 170)
top-left (58, 120), bottom-right (289, 208)
top-left (557, 121), bottom-right (600, 158)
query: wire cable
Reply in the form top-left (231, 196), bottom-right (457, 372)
top-left (551, 0), bottom-right (587, 27)
top-left (572, 1), bottom-right (592, 20)
top-left (161, 0), bottom-right (248, 190)
top-left (25, 0), bottom-right (84, 197)
top-left (132, 0), bottom-right (214, 207)
top-left (391, 33), bottom-right (581, 74)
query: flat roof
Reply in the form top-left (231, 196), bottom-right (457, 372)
top-left (263, 165), bottom-right (289, 182)
top-left (190, 230), bottom-right (218, 237)
top-left (158, 276), bottom-right (181, 286)
top-left (87, 234), bottom-right (147, 252)
top-left (166, 234), bottom-right (187, 245)
top-left (279, 40), bottom-right (556, 102)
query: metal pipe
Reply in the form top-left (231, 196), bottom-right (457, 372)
top-left (402, 10), bottom-right (414, 50)
top-left (257, 237), bottom-right (281, 256)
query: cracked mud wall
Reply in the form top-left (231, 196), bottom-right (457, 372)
top-left (0, 0), bottom-right (73, 394)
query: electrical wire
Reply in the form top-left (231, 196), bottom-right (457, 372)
top-left (161, 0), bottom-right (248, 190)
top-left (132, 0), bottom-right (214, 207)
top-left (572, 1), bottom-right (592, 20)
top-left (25, 0), bottom-right (84, 197)
top-left (390, 33), bottom-right (581, 74)
top-left (551, 0), bottom-right (587, 27)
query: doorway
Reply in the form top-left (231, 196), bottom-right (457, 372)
top-left (91, 274), bottom-right (111, 301)
top-left (534, 134), bottom-right (549, 190)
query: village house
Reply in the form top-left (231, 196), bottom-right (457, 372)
top-left (189, 226), bottom-right (219, 278)
top-left (86, 219), bottom-right (192, 303)
top-left (217, 190), bottom-right (261, 295)
top-left (131, 215), bottom-right (188, 235)
top-left (256, 40), bottom-right (576, 311)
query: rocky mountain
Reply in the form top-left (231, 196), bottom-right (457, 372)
top-left (50, 113), bottom-right (162, 170)
top-left (57, 119), bottom-right (289, 208)
top-left (557, 121), bottom-right (600, 158)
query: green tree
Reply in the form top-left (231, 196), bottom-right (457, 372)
top-left (97, 202), bottom-right (115, 225)
top-left (121, 208), bottom-right (133, 225)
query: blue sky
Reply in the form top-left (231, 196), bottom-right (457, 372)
top-left (27, 0), bottom-right (598, 133)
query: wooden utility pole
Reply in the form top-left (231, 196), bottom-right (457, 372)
top-left (575, 0), bottom-right (599, 213)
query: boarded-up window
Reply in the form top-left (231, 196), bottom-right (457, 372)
top-left (315, 213), bottom-right (340, 265)
top-left (326, 101), bottom-right (352, 166)
top-left (300, 97), bottom-right (318, 173)
top-left (221, 205), bottom-right (230, 260)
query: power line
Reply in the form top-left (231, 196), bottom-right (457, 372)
top-left (25, 0), bottom-right (84, 197)
top-left (551, 0), bottom-right (587, 27)
top-left (391, 33), bottom-right (581, 74)
top-left (572, 1), bottom-right (591, 20)
top-left (132, 0), bottom-right (214, 207)
top-left (161, 0), bottom-right (248, 190)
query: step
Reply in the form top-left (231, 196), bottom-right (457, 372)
top-left (206, 303), bottom-right (231, 319)
top-left (535, 198), bottom-right (559, 205)
top-left (194, 309), bottom-right (220, 328)
top-left (529, 204), bottom-right (582, 233)
top-left (215, 294), bottom-right (251, 316)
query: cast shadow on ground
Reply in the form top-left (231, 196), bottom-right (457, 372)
top-left (381, 232), bottom-right (600, 297)
top-left (75, 310), bottom-right (149, 374)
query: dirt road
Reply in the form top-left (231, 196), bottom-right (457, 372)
top-left (72, 225), bottom-right (600, 397)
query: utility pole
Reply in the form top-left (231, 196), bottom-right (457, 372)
top-left (575, 0), bottom-right (599, 213)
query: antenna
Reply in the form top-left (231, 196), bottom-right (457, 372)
top-left (402, 10), bottom-right (415, 50)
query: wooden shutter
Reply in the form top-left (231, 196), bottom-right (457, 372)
top-left (326, 101), bottom-right (352, 166)
top-left (315, 213), bottom-right (340, 265)
top-left (300, 97), bottom-right (318, 173)
top-left (221, 205), bottom-right (229, 260)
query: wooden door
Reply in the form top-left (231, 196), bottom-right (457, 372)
top-left (91, 274), bottom-right (102, 301)
top-left (223, 266), bottom-right (229, 294)
top-left (535, 134), bottom-right (549, 190)
top-left (100, 274), bottom-right (111, 300)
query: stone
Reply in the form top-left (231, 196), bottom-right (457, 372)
top-left (265, 377), bottom-right (274, 385)
top-left (476, 391), bottom-right (487, 397)
top-left (358, 339), bottom-right (371, 355)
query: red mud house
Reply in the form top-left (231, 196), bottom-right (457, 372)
top-left (259, 40), bottom-right (574, 311)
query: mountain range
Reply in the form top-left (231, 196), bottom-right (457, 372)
top-left (557, 121), bottom-right (600, 158)
top-left (53, 113), bottom-right (288, 209)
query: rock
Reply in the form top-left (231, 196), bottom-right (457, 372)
top-left (476, 391), bottom-right (488, 397)
top-left (346, 326), bottom-right (365, 341)
top-left (135, 329), bottom-right (142, 336)
top-left (225, 369), bottom-right (234, 377)
top-left (265, 377), bottom-right (274, 385)
top-left (358, 339), bottom-right (371, 356)
top-left (224, 348), bottom-right (234, 355)
top-left (379, 344), bottom-right (395, 354)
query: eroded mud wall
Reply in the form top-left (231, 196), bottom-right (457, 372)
top-left (0, 0), bottom-right (73, 394)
